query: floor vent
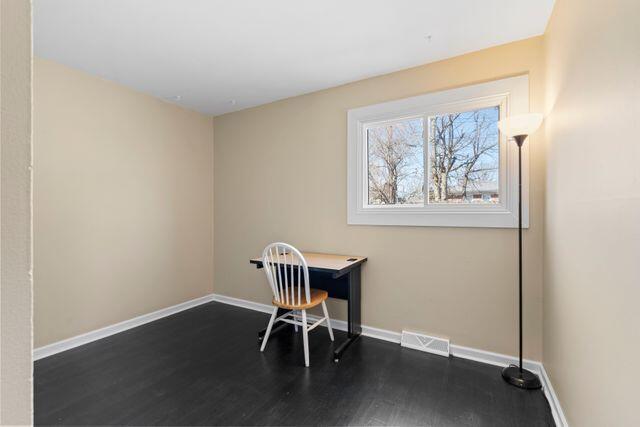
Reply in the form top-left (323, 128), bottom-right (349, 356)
top-left (400, 330), bottom-right (450, 357)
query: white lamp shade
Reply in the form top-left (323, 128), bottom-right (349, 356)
top-left (498, 113), bottom-right (543, 137)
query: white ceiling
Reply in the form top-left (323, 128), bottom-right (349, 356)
top-left (34, 0), bottom-right (554, 116)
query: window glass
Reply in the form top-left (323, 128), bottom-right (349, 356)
top-left (428, 106), bottom-right (500, 204)
top-left (366, 117), bottom-right (424, 205)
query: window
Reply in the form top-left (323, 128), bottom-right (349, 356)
top-left (347, 75), bottom-right (530, 228)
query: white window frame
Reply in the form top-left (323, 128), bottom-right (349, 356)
top-left (347, 75), bottom-right (530, 228)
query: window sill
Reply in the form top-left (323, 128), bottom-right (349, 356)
top-left (347, 208), bottom-right (528, 228)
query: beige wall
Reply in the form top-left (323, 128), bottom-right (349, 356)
top-left (543, 0), bottom-right (640, 425)
top-left (28, 2), bottom-right (640, 422)
top-left (0, 0), bottom-right (33, 424)
top-left (214, 37), bottom-right (546, 360)
top-left (34, 58), bottom-right (214, 347)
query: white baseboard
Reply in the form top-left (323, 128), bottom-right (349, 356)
top-left (538, 363), bottom-right (569, 427)
top-left (449, 343), bottom-right (540, 372)
top-left (210, 293), bottom-right (273, 314)
top-left (210, 293), bottom-right (403, 344)
top-left (33, 294), bottom-right (215, 361)
top-left (210, 293), bottom-right (567, 426)
top-left (33, 291), bottom-right (567, 426)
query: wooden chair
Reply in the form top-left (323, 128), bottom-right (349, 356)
top-left (259, 242), bottom-right (334, 367)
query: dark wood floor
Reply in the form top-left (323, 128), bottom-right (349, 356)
top-left (35, 302), bottom-right (554, 426)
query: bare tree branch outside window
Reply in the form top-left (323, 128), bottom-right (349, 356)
top-left (428, 106), bottom-right (500, 204)
top-left (365, 106), bottom-right (499, 206)
top-left (367, 118), bottom-right (424, 205)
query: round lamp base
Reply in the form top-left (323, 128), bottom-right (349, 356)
top-left (501, 365), bottom-right (542, 390)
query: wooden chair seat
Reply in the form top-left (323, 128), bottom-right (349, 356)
top-left (273, 288), bottom-right (328, 310)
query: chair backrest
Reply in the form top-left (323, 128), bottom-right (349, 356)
top-left (261, 242), bottom-right (310, 306)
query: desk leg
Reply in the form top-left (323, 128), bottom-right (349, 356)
top-left (333, 266), bottom-right (362, 362)
top-left (258, 307), bottom-right (290, 342)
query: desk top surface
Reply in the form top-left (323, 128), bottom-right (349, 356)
top-left (250, 252), bottom-right (367, 275)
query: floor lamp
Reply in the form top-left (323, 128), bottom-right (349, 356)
top-left (497, 113), bottom-right (544, 390)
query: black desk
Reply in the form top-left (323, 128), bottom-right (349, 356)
top-left (249, 252), bottom-right (367, 362)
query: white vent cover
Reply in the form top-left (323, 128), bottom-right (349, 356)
top-left (401, 330), bottom-right (450, 357)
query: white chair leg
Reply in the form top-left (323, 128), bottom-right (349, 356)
top-left (301, 309), bottom-right (310, 367)
top-left (294, 310), bottom-right (298, 332)
top-left (260, 307), bottom-right (279, 352)
top-left (321, 300), bottom-right (334, 342)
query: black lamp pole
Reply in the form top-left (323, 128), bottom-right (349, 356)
top-left (501, 134), bottom-right (542, 390)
